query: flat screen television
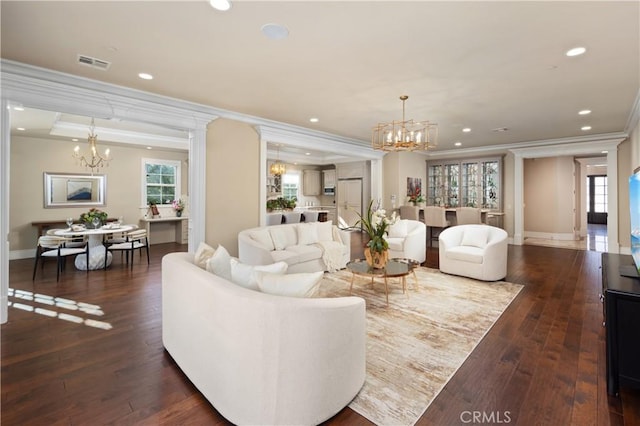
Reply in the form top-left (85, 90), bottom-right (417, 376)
top-left (623, 167), bottom-right (640, 278)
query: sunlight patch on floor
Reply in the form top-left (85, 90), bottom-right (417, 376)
top-left (8, 288), bottom-right (112, 330)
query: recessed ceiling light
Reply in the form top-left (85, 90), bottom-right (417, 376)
top-left (566, 47), bottom-right (586, 57)
top-left (462, 128), bottom-right (471, 133)
top-left (138, 73), bottom-right (153, 80)
top-left (13, 106), bottom-right (24, 111)
top-left (72, 138), bottom-right (79, 142)
top-left (261, 23), bottom-right (289, 40)
top-left (454, 142), bottom-right (462, 147)
top-left (578, 109), bottom-right (591, 115)
top-left (581, 126), bottom-right (592, 131)
top-left (210, 0), bottom-right (231, 11)
top-left (309, 118), bottom-right (319, 123)
top-left (305, 152), bottom-right (311, 156)
top-left (16, 127), bottom-right (25, 131)
top-left (601, 150), bottom-right (608, 154)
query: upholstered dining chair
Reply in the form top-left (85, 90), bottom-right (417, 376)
top-left (283, 211), bottom-right (302, 224)
top-left (33, 235), bottom-right (89, 281)
top-left (399, 205), bottom-right (419, 221)
top-left (104, 229), bottom-right (149, 269)
top-left (303, 210), bottom-right (319, 222)
top-left (423, 206), bottom-right (450, 247)
top-left (456, 207), bottom-right (482, 225)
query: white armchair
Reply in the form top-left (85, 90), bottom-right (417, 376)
top-left (438, 224), bottom-right (508, 281)
top-left (385, 219), bottom-right (426, 264)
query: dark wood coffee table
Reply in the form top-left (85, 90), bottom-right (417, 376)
top-left (346, 258), bottom-right (419, 305)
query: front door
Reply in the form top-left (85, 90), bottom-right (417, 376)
top-left (587, 175), bottom-right (608, 225)
top-left (337, 179), bottom-right (362, 229)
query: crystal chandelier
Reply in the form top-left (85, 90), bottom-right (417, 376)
top-left (270, 145), bottom-right (286, 176)
top-left (372, 95), bottom-right (438, 152)
top-left (73, 118), bottom-right (111, 173)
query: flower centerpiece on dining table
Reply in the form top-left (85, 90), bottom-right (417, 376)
top-left (355, 199), bottom-right (399, 268)
top-left (79, 208), bottom-right (108, 228)
top-left (171, 199), bottom-right (185, 217)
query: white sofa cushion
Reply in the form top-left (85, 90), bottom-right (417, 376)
top-left (388, 220), bottom-right (407, 238)
top-left (256, 270), bottom-right (324, 297)
top-left (271, 250), bottom-right (301, 265)
top-left (194, 242), bottom-right (216, 269)
top-left (248, 229), bottom-right (275, 251)
top-left (287, 244), bottom-right (323, 263)
top-left (461, 226), bottom-right (489, 248)
top-left (317, 220), bottom-right (333, 242)
top-left (446, 246), bottom-right (484, 264)
top-left (229, 258), bottom-right (288, 290)
top-left (205, 245), bottom-right (232, 280)
top-left (270, 226), bottom-right (297, 250)
top-left (297, 222), bottom-right (319, 245)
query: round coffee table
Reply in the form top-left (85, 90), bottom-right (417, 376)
top-left (346, 258), bottom-right (419, 305)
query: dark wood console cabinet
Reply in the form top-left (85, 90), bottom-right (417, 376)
top-left (602, 253), bottom-right (640, 396)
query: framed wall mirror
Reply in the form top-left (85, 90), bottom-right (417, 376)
top-left (44, 172), bottom-right (106, 208)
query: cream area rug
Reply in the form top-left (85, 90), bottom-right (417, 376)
top-left (315, 267), bottom-right (523, 426)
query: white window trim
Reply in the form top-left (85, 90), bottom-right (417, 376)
top-left (141, 158), bottom-right (182, 207)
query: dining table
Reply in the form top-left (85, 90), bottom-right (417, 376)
top-left (54, 224), bottom-right (135, 270)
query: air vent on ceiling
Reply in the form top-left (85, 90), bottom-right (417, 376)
top-left (77, 54), bottom-right (111, 71)
top-left (492, 127), bottom-right (509, 132)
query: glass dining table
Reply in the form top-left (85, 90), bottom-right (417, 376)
top-left (54, 224), bottom-right (135, 270)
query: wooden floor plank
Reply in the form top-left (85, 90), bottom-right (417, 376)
top-left (3, 239), bottom-right (640, 425)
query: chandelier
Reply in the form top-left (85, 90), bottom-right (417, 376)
top-left (73, 118), bottom-right (111, 173)
top-left (372, 95), bottom-right (438, 152)
top-left (270, 145), bottom-right (286, 176)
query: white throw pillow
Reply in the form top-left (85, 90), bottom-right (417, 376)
top-left (460, 227), bottom-right (490, 248)
top-left (317, 220), bottom-right (333, 242)
top-left (229, 259), bottom-right (288, 290)
top-left (205, 245), bottom-right (232, 280)
top-left (194, 242), bottom-right (216, 269)
top-left (269, 226), bottom-right (297, 250)
top-left (256, 271), bottom-right (324, 298)
top-left (297, 222), bottom-right (319, 245)
top-left (248, 229), bottom-right (274, 251)
top-left (388, 219), bottom-right (408, 238)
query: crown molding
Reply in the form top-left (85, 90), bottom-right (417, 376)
top-left (626, 89), bottom-right (640, 135)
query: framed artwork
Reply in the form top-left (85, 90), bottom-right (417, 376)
top-left (407, 177), bottom-right (422, 197)
top-left (44, 172), bottom-right (106, 208)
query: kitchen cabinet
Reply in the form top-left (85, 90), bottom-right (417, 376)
top-left (303, 170), bottom-right (321, 196)
top-left (323, 169), bottom-right (336, 188)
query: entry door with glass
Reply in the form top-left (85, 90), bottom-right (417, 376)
top-left (587, 175), bottom-right (607, 224)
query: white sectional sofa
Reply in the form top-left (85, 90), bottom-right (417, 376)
top-left (238, 221), bottom-right (351, 273)
top-left (385, 219), bottom-right (427, 264)
top-left (162, 251), bottom-right (366, 425)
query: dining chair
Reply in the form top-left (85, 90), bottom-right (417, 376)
top-left (423, 206), bottom-right (451, 247)
top-left (456, 207), bottom-right (482, 225)
top-left (266, 214), bottom-right (283, 226)
top-left (283, 211), bottom-right (302, 224)
top-left (104, 229), bottom-right (150, 269)
top-left (399, 205), bottom-right (419, 221)
top-left (46, 228), bottom-right (86, 248)
top-left (33, 235), bottom-right (89, 281)
top-left (303, 211), bottom-right (319, 222)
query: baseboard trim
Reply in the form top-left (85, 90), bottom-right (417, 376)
top-left (524, 231), bottom-right (578, 241)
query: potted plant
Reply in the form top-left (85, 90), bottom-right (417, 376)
top-left (172, 199), bottom-right (185, 217)
top-left (355, 199), bottom-right (398, 268)
top-left (79, 208), bottom-right (108, 228)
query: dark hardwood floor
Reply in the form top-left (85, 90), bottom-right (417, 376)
top-left (3, 235), bottom-right (640, 425)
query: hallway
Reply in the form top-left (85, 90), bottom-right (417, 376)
top-left (523, 223), bottom-right (608, 252)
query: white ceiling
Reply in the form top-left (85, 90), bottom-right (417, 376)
top-left (2, 1), bottom-right (639, 156)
